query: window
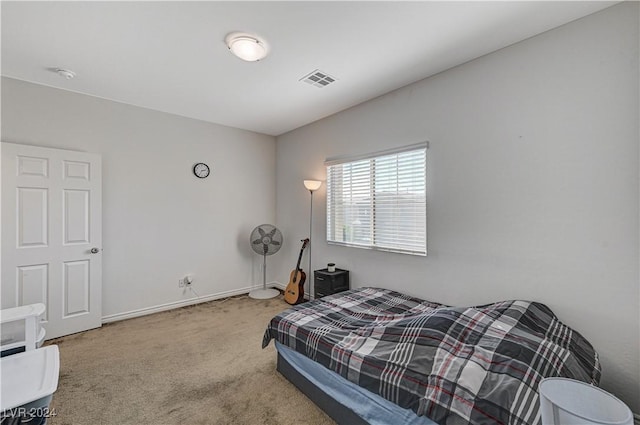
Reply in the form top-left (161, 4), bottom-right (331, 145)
top-left (326, 143), bottom-right (427, 256)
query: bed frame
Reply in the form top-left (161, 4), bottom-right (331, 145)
top-left (276, 352), bottom-right (369, 425)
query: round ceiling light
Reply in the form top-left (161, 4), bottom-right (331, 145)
top-left (225, 32), bottom-right (268, 62)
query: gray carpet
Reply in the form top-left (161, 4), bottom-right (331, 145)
top-left (46, 294), bottom-right (335, 425)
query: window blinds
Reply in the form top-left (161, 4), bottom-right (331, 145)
top-left (326, 144), bottom-right (427, 256)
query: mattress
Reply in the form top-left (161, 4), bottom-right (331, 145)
top-left (276, 341), bottom-right (437, 425)
top-left (264, 287), bottom-right (601, 424)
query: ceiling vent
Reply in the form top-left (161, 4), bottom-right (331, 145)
top-left (300, 69), bottom-right (337, 88)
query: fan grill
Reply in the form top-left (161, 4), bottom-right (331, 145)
top-left (250, 224), bottom-right (283, 256)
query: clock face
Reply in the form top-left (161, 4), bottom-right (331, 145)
top-left (193, 163), bottom-right (210, 178)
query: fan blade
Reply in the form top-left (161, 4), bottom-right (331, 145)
top-left (271, 240), bottom-right (281, 246)
top-left (258, 228), bottom-right (266, 237)
top-left (252, 238), bottom-right (262, 245)
top-left (267, 228), bottom-right (277, 238)
top-left (263, 244), bottom-right (269, 254)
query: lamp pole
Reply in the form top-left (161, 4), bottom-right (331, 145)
top-left (308, 188), bottom-right (313, 294)
top-left (303, 180), bottom-right (322, 299)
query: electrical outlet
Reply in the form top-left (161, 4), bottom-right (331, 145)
top-left (178, 278), bottom-right (185, 288)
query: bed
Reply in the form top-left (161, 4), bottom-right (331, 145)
top-left (262, 287), bottom-right (601, 425)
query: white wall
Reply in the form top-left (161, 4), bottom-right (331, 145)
top-left (274, 3), bottom-right (639, 411)
top-left (1, 78), bottom-right (277, 317)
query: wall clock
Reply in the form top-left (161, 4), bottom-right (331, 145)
top-left (193, 163), bottom-right (210, 178)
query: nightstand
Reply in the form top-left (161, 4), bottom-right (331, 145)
top-left (314, 268), bottom-right (349, 299)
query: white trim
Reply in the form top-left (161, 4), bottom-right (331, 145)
top-left (327, 240), bottom-right (427, 256)
top-left (271, 281), bottom-right (286, 290)
top-left (101, 283), bottom-right (280, 324)
top-left (324, 141), bottom-right (428, 166)
top-left (271, 280), bottom-right (313, 300)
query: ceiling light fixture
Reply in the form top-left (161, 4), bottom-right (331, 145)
top-left (54, 68), bottom-right (76, 79)
top-left (225, 32), bottom-right (268, 62)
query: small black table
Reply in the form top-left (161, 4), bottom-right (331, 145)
top-left (314, 268), bottom-right (349, 299)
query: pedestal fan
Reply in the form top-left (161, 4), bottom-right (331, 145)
top-left (249, 224), bottom-right (283, 299)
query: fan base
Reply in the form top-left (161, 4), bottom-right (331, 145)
top-left (248, 288), bottom-right (280, 300)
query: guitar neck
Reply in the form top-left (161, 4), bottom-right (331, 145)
top-left (294, 239), bottom-right (309, 272)
top-left (295, 249), bottom-right (304, 272)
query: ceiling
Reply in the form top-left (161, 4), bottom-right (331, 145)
top-left (1, 1), bottom-right (616, 136)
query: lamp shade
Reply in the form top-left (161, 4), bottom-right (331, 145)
top-left (539, 378), bottom-right (633, 425)
top-left (304, 180), bottom-right (322, 191)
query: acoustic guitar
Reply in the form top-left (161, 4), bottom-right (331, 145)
top-left (284, 238), bottom-right (309, 305)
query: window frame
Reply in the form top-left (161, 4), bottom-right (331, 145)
top-left (325, 142), bottom-right (428, 256)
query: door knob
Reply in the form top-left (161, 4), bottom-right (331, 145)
top-left (90, 247), bottom-right (100, 254)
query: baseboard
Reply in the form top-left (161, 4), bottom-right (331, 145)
top-left (271, 281), bottom-right (314, 300)
top-left (271, 281), bottom-right (287, 291)
top-left (102, 282), bottom-right (280, 324)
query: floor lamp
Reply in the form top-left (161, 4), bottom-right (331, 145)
top-left (303, 180), bottom-right (322, 298)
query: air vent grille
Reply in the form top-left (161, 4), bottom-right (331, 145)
top-left (300, 69), bottom-right (337, 88)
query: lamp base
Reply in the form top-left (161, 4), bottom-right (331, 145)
top-left (248, 288), bottom-right (280, 300)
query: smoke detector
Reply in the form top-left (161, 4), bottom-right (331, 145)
top-left (300, 69), bottom-right (337, 88)
top-left (54, 68), bottom-right (76, 80)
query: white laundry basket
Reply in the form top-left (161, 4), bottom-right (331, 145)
top-left (1, 304), bottom-right (56, 424)
top-left (0, 303), bottom-right (46, 355)
top-left (0, 345), bottom-right (60, 425)
top-left (539, 378), bottom-right (633, 425)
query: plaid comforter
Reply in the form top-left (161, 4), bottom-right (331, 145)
top-left (262, 287), bottom-right (600, 425)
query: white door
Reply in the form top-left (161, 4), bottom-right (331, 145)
top-left (1, 143), bottom-right (102, 339)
